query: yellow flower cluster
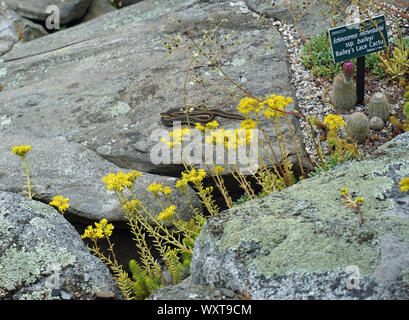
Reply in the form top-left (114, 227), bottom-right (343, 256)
top-left (341, 188), bottom-right (364, 205)
top-left (81, 219), bottom-right (114, 241)
top-left (49, 195), bottom-right (70, 215)
top-left (147, 183), bottom-right (172, 196)
top-left (176, 168), bottom-right (206, 188)
top-left (324, 114), bottom-right (345, 132)
top-left (214, 165), bottom-right (224, 175)
top-left (122, 199), bottom-right (142, 212)
top-left (11, 145), bottom-right (32, 158)
top-left (157, 205), bottom-right (176, 221)
top-left (160, 127), bottom-right (191, 148)
top-left (205, 128), bottom-right (254, 149)
top-left (340, 187), bottom-right (348, 196)
top-left (147, 183), bottom-right (163, 195)
top-left (237, 95), bottom-right (293, 118)
top-left (237, 97), bottom-right (262, 115)
top-left (165, 246), bottom-right (179, 256)
top-left (354, 197), bottom-right (365, 204)
top-left (195, 120), bottom-right (219, 132)
top-left (102, 170), bottom-right (142, 192)
top-left (261, 95), bottom-right (293, 119)
top-left (240, 119), bottom-right (257, 129)
top-left (399, 177), bottom-right (409, 192)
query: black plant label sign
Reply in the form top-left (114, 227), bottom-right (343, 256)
top-left (329, 15), bottom-right (389, 64)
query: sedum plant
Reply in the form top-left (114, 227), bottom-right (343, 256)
top-left (11, 145), bottom-right (35, 199)
top-left (82, 169), bottom-right (206, 300)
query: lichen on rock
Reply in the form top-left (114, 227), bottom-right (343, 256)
top-left (191, 132), bottom-right (409, 299)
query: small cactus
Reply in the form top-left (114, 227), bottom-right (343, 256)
top-left (367, 92), bottom-right (390, 121)
top-left (369, 116), bottom-right (385, 131)
top-left (369, 117), bottom-right (385, 131)
top-left (346, 112), bottom-right (369, 143)
top-left (331, 61), bottom-right (357, 112)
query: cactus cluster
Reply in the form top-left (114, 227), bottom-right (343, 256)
top-left (367, 92), bottom-right (390, 121)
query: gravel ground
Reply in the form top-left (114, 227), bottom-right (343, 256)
top-left (275, 1), bottom-right (408, 164)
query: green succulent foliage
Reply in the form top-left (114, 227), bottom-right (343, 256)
top-left (301, 31), bottom-right (342, 79)
top-left (165, 249), bottom-right (185, 285)
top-left (300, 31), bottom-right (391, 80)
top-left (308, 153), bottom-right (353, 178)
top-left (404, 102), bottom-right (409, 119)
top-left (129, 259), bottom-right (162, 300)
top-left (364, 52), bottom-right (387, 78)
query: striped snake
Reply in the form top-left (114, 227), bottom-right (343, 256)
top-left (160, 106), bottom-right (245, 127)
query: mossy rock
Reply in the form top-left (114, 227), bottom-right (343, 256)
top-left (191, 132), bottom-right (409, 299)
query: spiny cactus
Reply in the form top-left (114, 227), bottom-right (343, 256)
top-left (369, 116), bottom-right (385, 131)
top-left (367, 92), bottom-right (390, 121)
top-left (346, 112), bottom-right (369, 143)
top-left (331, 61), bottom-right (357, 112)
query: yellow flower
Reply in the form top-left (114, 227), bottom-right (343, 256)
top-left (238, 128), bottom-right (255, 145)
top-left (165, 246), bottom-right (179, 257)
top-left (122, 199), bottom-right (142, 212)
top-left (205, 129), bottom-right (227, 145)
top-left (195, 123), bottom-right (206, 132)
top-left (157, 205), bottom-right (176, 221)
top-left (177, 168), bottom-right (207, 188)
top-left (81, 219), bottom-right (114, 241)
top-left (162, 186), bottom-right (173, 195)
top-left (205, 120), bottom-right (219, 130)
top-left (240, 119), bottom-right (257, 129)
top-left (176, 178), bottom-right (188, 189)
top-left (399, 177), bottom-right (409, 192)
top-left (161, 127), bottom-right (191, 148)
top-left (102, 171), bottom-right (134, 192)
top-left (340, 188), bottom-right (348, 196)
top-left (126, 170), bottom-right (142, 184)
top-left (147, 183), bottom-right (163, 196)
top-left (205, 127), bottom-right (254, 149)
top-left (160, 137), bottom-right (174, 148)
top-left (81, 225), bottom-right (103, 241)
top-left (49, 195), bottom-right (70, 215)
top-left (237, 97), bottom-right (260, 115)
top-left (170, 127), bottom-right (191, 138)
top-left (188, 168), bottom-right (206, 183)
top-left (324, 114), bottom-right (345, 132)
top-left (261, 95), bottom-right (293, 119)
top-left (214, 166), bottom-right (224, 175)
top-left (354, 197), bottom-right (365, 205)
top-left (11, 145), bottom-right (32, 158)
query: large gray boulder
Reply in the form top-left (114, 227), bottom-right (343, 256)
top-left (0, 0), bottom-right (312, 179)
top-left (3, 0), bottom-right (92, 25)
top-left (244, 0), bottom-right (349, 37)
top-left (0, 191), bottom-right (122, 300)
top-left (0, 134), bottom-right (200, 223)
top-left (0, 1), bottom-right (48, 55)
top-left (190, 131), bottom-right (409, 299)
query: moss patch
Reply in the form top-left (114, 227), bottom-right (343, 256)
top-left (204, 155), bottom-right (408, 279)
top-left (22, 201), bottom-right (58, 219)
top-left (0, 242), bottom-right (75, 289)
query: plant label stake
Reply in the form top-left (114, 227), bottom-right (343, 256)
top-left (329, 15), bottom-right (389, 105)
